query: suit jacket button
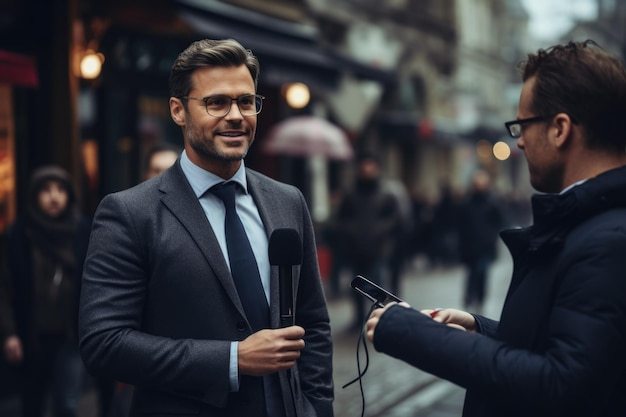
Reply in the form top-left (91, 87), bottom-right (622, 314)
top-left (237, 321), bottom-right (247, 332)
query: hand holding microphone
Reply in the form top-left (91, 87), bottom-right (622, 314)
top-left (239, 229), bottom-right (305, 375)
top-left (238, 326), bottom-right (305, 376)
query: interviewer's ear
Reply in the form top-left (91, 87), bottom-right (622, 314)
top-left (552, 112), bottom-right (574, 148)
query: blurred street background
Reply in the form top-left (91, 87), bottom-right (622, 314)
top-left (0, 0), bottom-right (621, 416)
top-left (0, 0), bottom-right (617, 225)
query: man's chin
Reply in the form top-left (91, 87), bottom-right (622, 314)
top-left (218, 143), bottom-right (250, 161)
top-left (219, 149), bottom-right (247, 161)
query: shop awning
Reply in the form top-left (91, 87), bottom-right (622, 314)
top-left (175, 0), bottom-right (396, 91)
top-left (0, 50), bottom-right (38, 87)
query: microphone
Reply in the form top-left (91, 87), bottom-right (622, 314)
top-left (269, 228), bottom-right (303, 328)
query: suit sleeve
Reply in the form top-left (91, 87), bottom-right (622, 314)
top-left (78, 193), bottom-right (232, 406)
top-left (292, 190), bottom-right (335, 417)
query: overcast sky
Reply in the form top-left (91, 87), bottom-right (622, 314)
top-left (522, 0), bottom-right (598, 40)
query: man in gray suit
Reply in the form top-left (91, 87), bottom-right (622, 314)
top-left (79, 39), bottom-right (334, 417)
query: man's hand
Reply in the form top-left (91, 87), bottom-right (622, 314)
top-left (421, 308), bottom-right (477, 332)
top-left (4, 335), bottom-right (23, 364)
top-left (366, 302), bottom-right (410, 343)
top-left (238, 326), bottom-right (305, 376)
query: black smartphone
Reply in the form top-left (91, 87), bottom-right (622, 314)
top-left (350, 275), bottom-right (403, 308)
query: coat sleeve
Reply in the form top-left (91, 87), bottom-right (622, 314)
top-left (474, 314), bottom-right (499, 337)
top-left (78, 192), bottom-right (232, 407)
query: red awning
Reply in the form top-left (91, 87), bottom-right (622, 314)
top-left (0, 50), bottom-right (38, 87)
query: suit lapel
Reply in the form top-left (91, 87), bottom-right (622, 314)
top-left (159, 163), bottom-right (245, 315)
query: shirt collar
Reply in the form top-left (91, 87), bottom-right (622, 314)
top-left (560, 178), bottom-right (588, 195)
top-left (179, 150), bottom-right (248, 198)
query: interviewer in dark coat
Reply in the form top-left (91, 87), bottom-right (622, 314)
top-left (367, 40), bottom-right (626, 417)
top-left (78, 39), bottom-right (333, 417)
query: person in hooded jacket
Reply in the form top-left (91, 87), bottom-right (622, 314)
top-left (0, 166), bottom-right (91, 417)
top-left (366, 39), bottom-right (626, 417)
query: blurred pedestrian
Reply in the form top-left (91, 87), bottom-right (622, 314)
top-left (408, 191), bottom-right (434, 264)
top-left (336, 151), bottom-right (402, 330)
top-left (144, 143), bottom-right (181, 180)
top-left (427, 183), bottom-right (460, 267)
top-left (78, 38), bottom-right (333, 417)
top-left (0, 165), bottom-right (91, 417)
top-left (367, 40), bottom-right (626, 416)
top-left (382, 177), bottom-right (413, 297)
top-left (457, 169), bottom-right (503, 313)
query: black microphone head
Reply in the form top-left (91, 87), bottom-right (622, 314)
top-left (269, 228), bottom-right (303, 265)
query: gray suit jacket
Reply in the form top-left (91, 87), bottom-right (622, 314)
top-left (78, 161), bottom-right (334, 417)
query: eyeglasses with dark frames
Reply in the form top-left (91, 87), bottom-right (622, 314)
top-left (181, 94), bottom-right (265, 117)
top-left (504, 115), bottom-right (553, 138)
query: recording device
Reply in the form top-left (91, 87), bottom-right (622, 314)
top-left (351, 275), bottom-right (403, 308)
top-left (268, 228), bottom-right (303, 327)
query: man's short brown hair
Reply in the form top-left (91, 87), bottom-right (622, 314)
top-left (519, 40), bottom-right (626, 151)
top-left (169, 39), bottom-right (260, 107)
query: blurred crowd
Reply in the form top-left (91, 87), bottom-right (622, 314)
top-left (320, 152), bottom-right (532, 325)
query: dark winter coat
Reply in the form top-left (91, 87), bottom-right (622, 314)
top-left (1, 217), bottom-right (91, 347)
top-left (373, 165), bottom-right (626, 417)
top-left (336, 178), bottom-right (402, 269)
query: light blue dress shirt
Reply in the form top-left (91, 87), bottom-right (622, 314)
top-left (179, 150), bottom-right (270, 392)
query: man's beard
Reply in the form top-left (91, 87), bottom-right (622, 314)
top-left (186, 121), bottom-right (250, 162)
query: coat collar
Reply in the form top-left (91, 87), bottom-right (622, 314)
top-left (502, 164), bottom-right (626, 259)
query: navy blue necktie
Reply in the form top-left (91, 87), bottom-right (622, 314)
top-left (210, 182), bottom-right (270, 331)
top-left (211, 182), bottom-right (285, 417)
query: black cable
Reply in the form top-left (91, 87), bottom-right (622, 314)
top-left (342, 302), bottom-right (379, 417)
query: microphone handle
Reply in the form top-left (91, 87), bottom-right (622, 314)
top-left (279, 264), bottom-right (294, 327)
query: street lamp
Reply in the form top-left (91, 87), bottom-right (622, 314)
top-left (284, 82), bottom-right (310, 109)
top-left (80, 50), bottom-right (104, 80)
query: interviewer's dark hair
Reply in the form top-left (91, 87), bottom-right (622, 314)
top-left (519, 40), bottom-right (626, 151)
top-left (169, 39), bottom-right (260, 107)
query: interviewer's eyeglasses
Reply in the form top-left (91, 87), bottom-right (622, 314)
top-left (181, 94), bottom-right (265, 117)
top-left (504, 115), bottom-right (552, 138)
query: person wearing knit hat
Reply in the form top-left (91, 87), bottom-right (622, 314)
top-left (0, 165), bottom-right (92, 417)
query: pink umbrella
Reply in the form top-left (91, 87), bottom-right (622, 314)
top-left (262, 116), bottom-right (354, 160)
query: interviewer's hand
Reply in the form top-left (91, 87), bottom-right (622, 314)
top-left (366, 302), bottom-right (410, 343)
top-left (4, 335), bottom-right (23, 364)
top-left (238, 326), bottom-right (305, 376)
top-left (422, 308), bottom-right (477, 332)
